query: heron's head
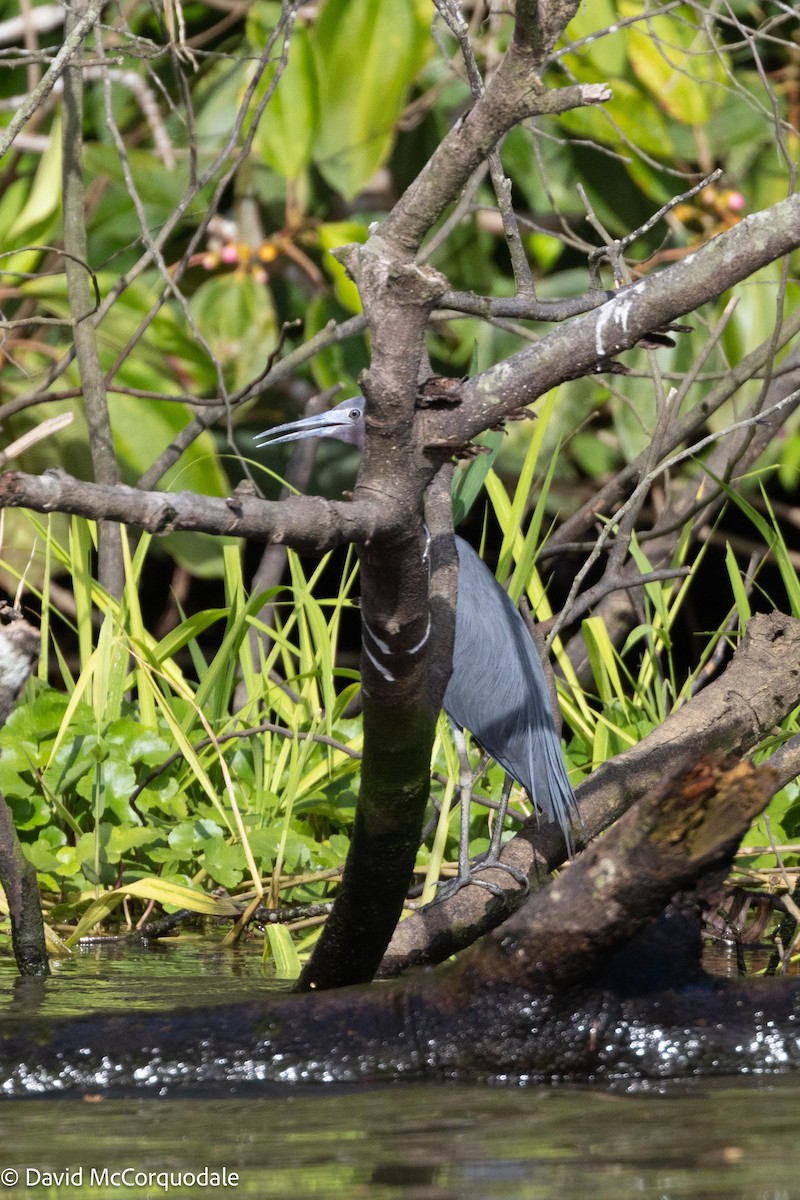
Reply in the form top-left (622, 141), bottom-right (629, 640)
top-left (254, 395), bottom-right (366, 451)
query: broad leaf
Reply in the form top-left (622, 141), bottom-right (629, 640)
top-left (250, 17), bottom-right (320, 178)
top-left (312, 0), bottom-right (430, 198)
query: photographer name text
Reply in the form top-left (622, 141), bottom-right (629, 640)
top-left (1, 1167), bottom-right (239, 1190)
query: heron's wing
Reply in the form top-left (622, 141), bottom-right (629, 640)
top-left (444, 539), bottom-right (577, 838)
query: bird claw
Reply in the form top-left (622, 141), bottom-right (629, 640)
top-left (433, 874), bottom-right (505, 902)
top-left (471, 855), bottom-right (530, 894)
top-left (432, 857), bottom-right (529, 904)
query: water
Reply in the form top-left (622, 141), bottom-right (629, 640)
top-left (0, 939), bottom-right (797, 1199)
top-left (0, 1078), bottom-right (798, 1199)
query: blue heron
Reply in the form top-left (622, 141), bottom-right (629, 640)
top-left (255, 396), bottom-right (578, 889)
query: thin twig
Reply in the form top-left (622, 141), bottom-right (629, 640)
top-left (0, 0), bottom-right (104, 159)
top-left (0, 412), bottom-right (74, 470)
top-left (434, 0), bottom-right (536, 295)
top-left (547, 387), bottom-right (800, 648)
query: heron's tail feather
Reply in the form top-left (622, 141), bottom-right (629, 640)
top-left (528, 729), bottom-right (579, 855)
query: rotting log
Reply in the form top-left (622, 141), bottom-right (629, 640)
top-left (1, 756), bottom-right (799, 1095)
top-left (0, 963), bottom-right (798, 1096)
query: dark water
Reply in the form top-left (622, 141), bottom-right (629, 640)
top-left (0, 940), bottom-right (797, 1200)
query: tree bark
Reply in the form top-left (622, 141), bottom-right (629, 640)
top-left (1, 5), bottom-right (799, 1002)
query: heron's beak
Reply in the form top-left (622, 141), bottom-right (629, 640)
top-left (254, 409), bottom-right (348, 447)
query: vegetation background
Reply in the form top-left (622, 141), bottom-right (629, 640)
top-left (0, 0), bottom-right (797, 971)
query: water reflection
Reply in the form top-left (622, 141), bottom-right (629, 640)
top-left (0, 1079), bottom-right (797, 1199)
top-left (0, 936), bottom-right (288, 1019)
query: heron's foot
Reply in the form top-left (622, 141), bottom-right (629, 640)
top-left (471, 853), bottom-right (530, 893)
top-left (433, 873), bottom-right (503, 903)
top-left (433, 856), bottom-right (529, 904)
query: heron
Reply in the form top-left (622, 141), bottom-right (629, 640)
top-left (255, 395), bottom-right (578, 890)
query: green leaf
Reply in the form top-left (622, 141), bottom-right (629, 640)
top-left (451, 432), bottom-right (504, 526)
top-left (83, 144), bottom-right (193, 230)
top-left (559, 77), bottom-right (674, 162)
top-left (621, 0), bottom-right (728, 125)
top-left (26, 836), bottom-right (71, 875)
top-left (265, 924), bottom-right (301, 979)
top-left (76, 756), bottom-right (136, 802)
top-left (248, 825), bottom-right (313, 873)
top-left (304, 295), bottom-right (369, 391)
top-left (6, 118), bottom-right (62, 243)
top-left (251, 20), bottom-right (319, 178)
top-left (49, 844), bottom-right (85, 879)
top-left (316, 222), bottom-right (368, 312)
top-left (104, 719), bottom-right (170, 765)
top-left (102, 825), bottom-right (160, 862)
top-left (0, 180), bottom-right (31, 248)
top-left (152, 608), bottom-right (230, 666)
top-left (202, 839), bottom-right (245, 888)
top-left (711, 474), bottom-right (800, 618)
top-left (526, 232), bottom-right (565, 272)
top-left (565, 0), bottom-right (627, 75)
top-left (0, 762), bottom-right (33, 800)
top-left (8, 794), bottom-right (51, 831)
top-left (724, 542), bottom-right (752, 625)
top-left (190, 273), bottom-right (278, 392)
top-left (583, 617), bottom-right (626, 705)
top-left (168, 818), bottom-right (225, 855)
top-left (2, 687), bottom-right (70, 744)
top-left (312, 0), bottom-right (430, 198)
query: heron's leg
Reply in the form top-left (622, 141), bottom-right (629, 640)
top-left (433, 729), bottom-right (524, 901)
top-left (488, 774), bottom-right (513, 862)
top-left (452, 723), bottom-right (473, 880)
top-left (470, 775), bottom-right (529, 889)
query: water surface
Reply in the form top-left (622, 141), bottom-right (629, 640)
top-left (0, 939), bottom-right (796, 1199)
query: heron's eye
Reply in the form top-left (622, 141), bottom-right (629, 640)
top-left (349, 409), bottom-right (360, 420)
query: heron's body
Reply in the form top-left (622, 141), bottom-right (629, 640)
top-left (256, 394), bottom-right (577, 851)
top-left (447, 536), bottom-right (575, 840)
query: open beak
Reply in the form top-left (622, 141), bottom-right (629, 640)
top-left (253, 410), bottom-right (344, 447)
top-left (253, 395), bottom-right (365, 448)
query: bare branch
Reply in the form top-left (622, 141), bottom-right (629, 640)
top-left (0, 469), bottom-right (385, 552)
top-left (0, 0), bottom-right (104, 158)
top-left (434, 0), bottom-right (536, 295)
top-left (0, 413), bottom-right (74, 470)
top-left (513, 0), bottom-right (583, 61)
top-left (450, 193), bottom-right (800, 438)
top-left (546, 305), bottom-right (800, 557)
top-left (382, 612), bottom-right (800, 975)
